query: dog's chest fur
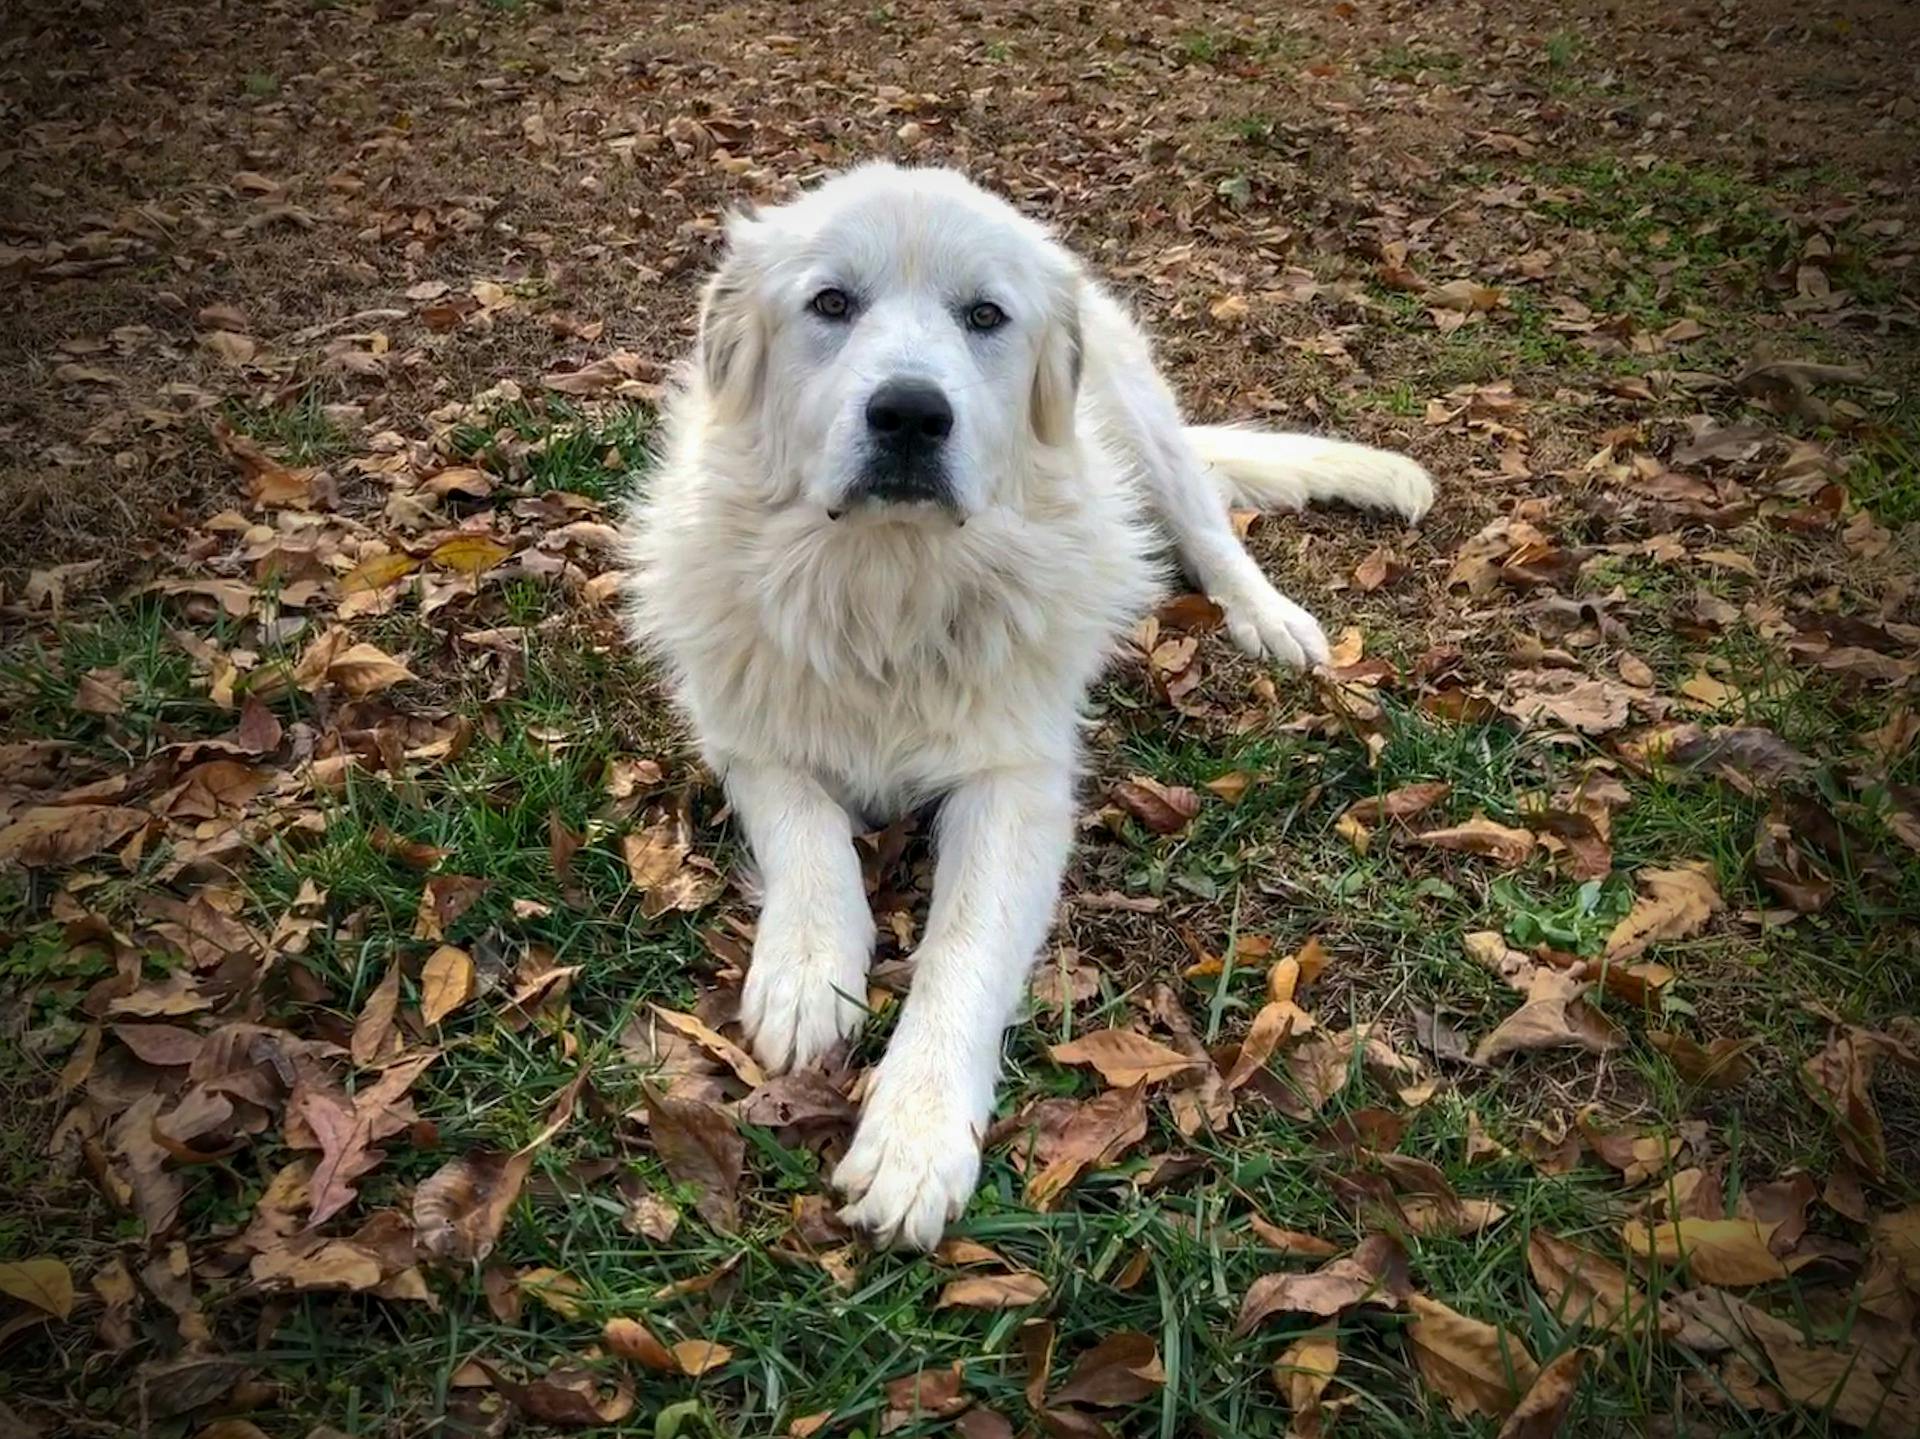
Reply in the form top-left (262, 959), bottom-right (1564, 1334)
top-left (627, 445), bottom-right (1161, 812)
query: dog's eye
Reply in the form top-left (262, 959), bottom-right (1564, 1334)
top-left (965, 301), bottom-right (1007, 332)
top-left (810, 288), bottom-right (852, 320)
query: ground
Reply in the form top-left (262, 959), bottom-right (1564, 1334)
top-left (3, 0), bottom-right (1919, 1436)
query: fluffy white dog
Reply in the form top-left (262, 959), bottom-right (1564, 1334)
top-left (623, 163), bottom-right (1432, 1248)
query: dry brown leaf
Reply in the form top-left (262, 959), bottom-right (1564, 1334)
top-left (649, 1005), bottom-right (766, 1088)
top-left (885, 1361), bottom-right (969, 1422)
top-left (1649, 1031), bottom-right (1756, 1089)
top-left (1472, 969), bottom-right (1623, 1064)
top-left (1225, 1000), bottom-right (1313, 1090)
top-left (349, 963), bottom-right (404, 1067)
top-left (1049, 1028), bottom-right (1198, 1088)
top-left (1248, 1217), bottom-right (1343, 1257)
top-left (480, 1364), bottom-right (634, 1428)
top-left (937, 1272), bottom-right (1049, 1309)
top-left (1496, 1349), bottom-right (1585, 1439)
top-left (1235, 1234), bottom-right (1412, 1334)
top-left (622, 806), bottom-right (724, 918)
top-left (430, 534), bottom-right (513, 575)
top-left (1527, 1231), bottom-right (1658, 1334)
top-left (644, 1085), bottom-right (743, 1232)
top-left (1024, 1084), bottom-right (1149, 1210)
top-left (0, 805), bottom-right (146, 867)
top-left (1411, 815), bottom-right (1538, 867)
top-left (1111, 775), bottom-right (1201, 834)
top-left (1050, 1331), bottom-right (1165, 1407)
top-left (1620, 1218), bottom-right (1788, 1285)
top-left (602, 1316), bottom-right (677, 1371)
top-left (1800, 1028), bottom-right (1889, 1178)
top-left (1407, 1294), bottom-right (1541, 1420)
top-left (1342, 781), bottom-right (1453, 828)
top-left (414, 1069), bottom-right (583, 1260)
top-left (1605, 863), bottom-right (1722, 961)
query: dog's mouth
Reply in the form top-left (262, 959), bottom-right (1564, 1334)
top-left (829, 454), bottom-right (964, 523)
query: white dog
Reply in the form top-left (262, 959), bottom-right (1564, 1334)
top-left (623, 163), bottom-right (1432, 1248)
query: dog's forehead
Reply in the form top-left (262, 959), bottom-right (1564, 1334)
top-left (774, 167), bottom-right (1055, 295)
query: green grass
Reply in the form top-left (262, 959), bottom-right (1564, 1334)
top-left (225, 390), bottom-right (353, 465)
top-left (452, 398), bottom-right (654, 502)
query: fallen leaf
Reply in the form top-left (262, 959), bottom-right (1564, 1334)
top-left (481, 1364), bottom-right (634, 1428)
top-left (1273, 1328), bottom-right (1339, 1437)
top-left (1620, 1218), bottom-right (1788, 1285)
top-left (644, 1085), bottom-right (743, 1232)
top-left (1050, 1331), bottom-right (1165, 1407)
top-left (1024, 1084), bottom-right (1149, 1210)
top-left (0, 805), bottom-right (146, 867)
top-left (1800, 1028), bottom-right (1888, 1177)
top-left (1411, 815), bottom-right (1538, 867)
top-left (420, 946), bottom-right (476, 1026)
top-left (1496, 1349), bottom-right (1585, 1439)
top-left (1649, 1031), bottom-right (1756, 1089)
top-left (885, 1361), bottom-right (969, 1422)
top-left (1527, 1231), bottom-right (1657, 1335)
top-left (414, 1069), bottom-right (583, 1260)
top-left (937, 1272), bottom-right (1049, 1309)
top-left (1342, 781), bottom-right (1453, 828)
top-left (1235, 1234), bottom-right (1412, 1334)
top-left (603, 1316), bottom-right (677, 1371)
top-left (0, 1258), bottom-right (75, 1320)
top-left (339, 552), bottom-right (419, 595)
top-left (349, 963), bottom-right (404, 1067)
top-left (649, 1005), bottom-right (766, 1088)
top-left (1248, 1217), bottom-right (1343, 1257)
top-left (431, 535), bottom-right (513, 576)
top-left (1050, 1029), bottom-right (1199, 1088)
top-left (670, 1339), bottom-right (734, 1376)
top-left (1111, 776), bottom-right (1201, 835)
top-left (1604, 863), bottom-right (1722, 961)
top-left (1407, 1294), bottom-right (1541, 1420)
top-left (1473, 969), bottom-right (1623, 1063)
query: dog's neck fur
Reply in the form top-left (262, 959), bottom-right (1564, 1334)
top-left (626, 403), bottom-right (1161, 810)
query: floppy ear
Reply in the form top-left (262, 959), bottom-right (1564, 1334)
top-left (1029, 276), bottom-right (1083, 446)
top-left (696, 215), bottom-right (768, 424)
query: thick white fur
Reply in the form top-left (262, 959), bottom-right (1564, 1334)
top-left (622, 163), bottom-right (1432, 1248)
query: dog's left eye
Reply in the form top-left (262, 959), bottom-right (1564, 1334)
top-left (965, 301), bottom-right (1007, 332)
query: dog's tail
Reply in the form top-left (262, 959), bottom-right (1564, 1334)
top-left (1186, 426), bottom-right (1434, 523)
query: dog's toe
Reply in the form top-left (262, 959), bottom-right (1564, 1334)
top-left (832, 1065), bottom-right (981, 1250)
top-left (1221, 581), bottom-right (1329, 670)
top-left (740, 913), bottom-right (871, 1074)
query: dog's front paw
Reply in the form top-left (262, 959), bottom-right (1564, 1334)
top-left (1219, 579), bottom-right (1331, 669)
top-left (833, 1062), bottom-right (984, 1250)
top-left (741, 902), bottom-right (874, 1074)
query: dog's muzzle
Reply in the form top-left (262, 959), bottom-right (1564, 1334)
top-left (835, 379), bottom-right (959, 516)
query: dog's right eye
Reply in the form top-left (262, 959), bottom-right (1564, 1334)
top-left (809, 288), bottom-right (852, 320)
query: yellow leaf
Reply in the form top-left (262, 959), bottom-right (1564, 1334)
top-left (340, 552), bottom-right (419, 595)
top-left (517, 1266), bottom-right (588, 1320)
top-left (431, 535), bottom-right (513, 576)
top-left (1605, 863), bottom-right (1722, 961)
top-left (420, 945), bottom-right (476, 1026)
top-left (671, 1338), bottom-right (735, 1376)
top-left (0, 1257), bottom-right (74, 1319)
top-left (1619, 1217), bottom-right (1788, 1285)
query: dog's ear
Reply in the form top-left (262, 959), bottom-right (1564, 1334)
top-left (1030, 275), bottom-right (1083, 446)
top-left (697, 213), bottom-right (768, 423)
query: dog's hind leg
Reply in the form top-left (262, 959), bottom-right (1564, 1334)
top-left (730, 762), bottom-right (876, 1073)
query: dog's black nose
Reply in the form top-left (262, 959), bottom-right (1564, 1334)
top-left (865, 381), bottom-right (953, 448)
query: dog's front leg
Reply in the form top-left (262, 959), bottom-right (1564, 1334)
top-left (729, 762), bottom-right (876, 1074)
top-left (835, 764), bottom-right (1073, 1249)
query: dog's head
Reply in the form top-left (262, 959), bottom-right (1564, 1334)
top-left (694, 163), bottom-right (1083, 524)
